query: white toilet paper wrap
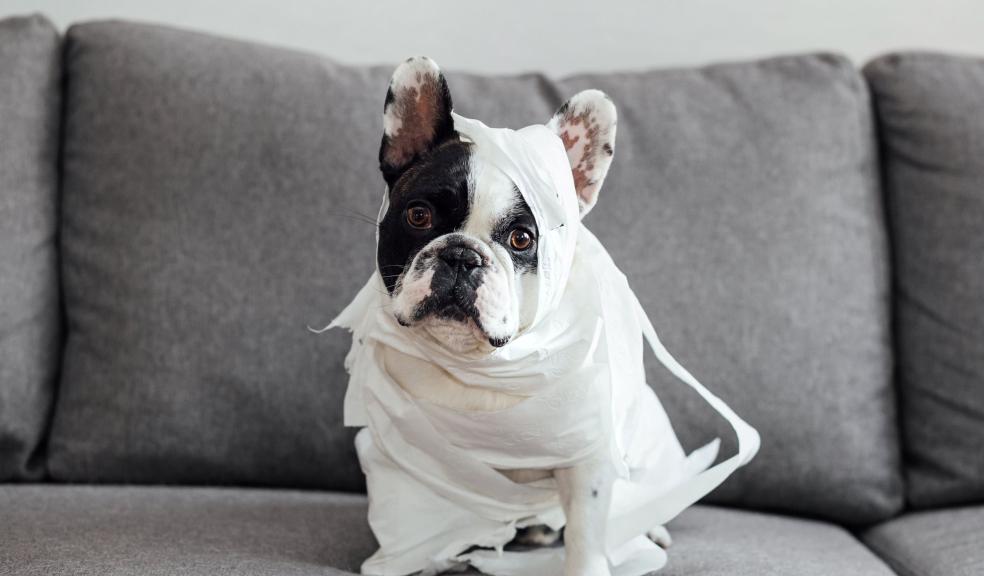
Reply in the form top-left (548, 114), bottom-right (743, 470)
top-left (327, 113), bottom-right (760, 576)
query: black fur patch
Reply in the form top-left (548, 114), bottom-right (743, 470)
top-left (376, 141), bottom-right (473, 293)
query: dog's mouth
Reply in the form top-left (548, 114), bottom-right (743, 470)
top-left (400, 298), bottom-right (511, 349)
top-left (428, 302), bottom-right (473, 323)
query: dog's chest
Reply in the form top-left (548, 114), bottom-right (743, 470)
top-left (381, 346), bottom-right (526, 412)
top-left (381, 346), bottom-right (554, 483)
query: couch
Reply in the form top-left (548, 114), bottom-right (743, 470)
top-left (1, 13), bottom-right (982, 576)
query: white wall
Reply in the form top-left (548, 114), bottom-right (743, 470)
top-left (7, 0), bottom-right (984, 76)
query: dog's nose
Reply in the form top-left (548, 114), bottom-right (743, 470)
top-left (438, 245), bottom-right (483, 270)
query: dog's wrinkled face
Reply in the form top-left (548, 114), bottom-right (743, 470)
top-left (378, 147), bottom-right (540, 352)
top-left (376, 57), bottom-right (617, 353)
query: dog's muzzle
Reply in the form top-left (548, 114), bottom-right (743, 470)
top-left (438, 244), bottom-right (484, 274)
top-left (411, 239), bottom-right (489, 324)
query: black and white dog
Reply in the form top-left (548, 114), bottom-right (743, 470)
top-left (373, 57), bottom-right (667, 576)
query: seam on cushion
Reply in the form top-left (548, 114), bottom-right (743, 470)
top-left (849, 48), bottom-right (908, 522)
top-left (862, 62), bottom-right (912, 518)
top-left (32, 15), bottom-right (70, 483)
top-left (862, 532), bottom-right (924, 576)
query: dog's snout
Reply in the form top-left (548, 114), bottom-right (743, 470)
top-left (439, 245), bottom-right (483, 270)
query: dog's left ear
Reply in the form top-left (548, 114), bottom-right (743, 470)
top-left (547, 90), bottom-right (617, 218)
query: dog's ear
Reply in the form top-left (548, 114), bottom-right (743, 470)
top-left (547, 90), bottom-right (617, 218)
top-left (379, 57), bottom-right (455, 188)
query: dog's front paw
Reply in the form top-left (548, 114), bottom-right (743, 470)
top-left (565, 555), bottom-right (611, 576)
top-left (646, 525), bottom-right (673, 549)
top-left (418, 558), bottom-right (470, 575)
top-left (512, 524), bottom-right (562, 547)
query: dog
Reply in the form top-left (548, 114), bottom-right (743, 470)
top-left (371, 57), bottom-right (669, 576)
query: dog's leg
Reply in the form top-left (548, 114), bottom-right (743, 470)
top-left (554, 454), bottom-right (616, 576)
top-left (513, 524), bottom-right (563, 547)
top-left (646, 525), bottom-right (672, 548)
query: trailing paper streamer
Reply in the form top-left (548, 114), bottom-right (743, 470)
top-left (327, 112), bottom-right (760, 576)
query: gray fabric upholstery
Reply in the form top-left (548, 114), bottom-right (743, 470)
top-left (561, 55), bottom-right (900, 524)
top-left (49, 20), bottom-right (901, 523)
top-left (0, 486), bottom-right (896, 576)
top-left (863, 505), bottom-right (984, 576)
top-left (0, 14), bottom-right (61, 481)
top-left (50, 22), bottom-right (383, 490)
top-left (864, 53), bottom-right (984, 509)
top-left (48, 21), bottom-right (555, 490)
top-left (663, 505), bottom-right (896, 576)
top-left (0, 485), bottom-right (374, 576)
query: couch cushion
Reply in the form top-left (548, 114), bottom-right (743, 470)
top-left (864, 52), bottom-right (984, 508)
top-left (663, 506), bottom-right (896, 576)
top-left (561, 55), bottom-right (900, 523)
top-left (50, 20), bottom-right (901, 523)
top-left (48, 21), bottom-right (556, 490)
top-left (863, 505), bottom-right (984, 576)
top-left (0, 485), bottom-right (375, 576)
top-left (0, 14), bottom-right (61, 480)
top-left (0, 486), bottom-right (896, 576)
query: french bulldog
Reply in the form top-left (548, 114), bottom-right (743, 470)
top-left (373, 56), bottom-right (668, 576)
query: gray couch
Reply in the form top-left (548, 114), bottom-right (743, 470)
top-left (1, 13), bottom-right (982, 576)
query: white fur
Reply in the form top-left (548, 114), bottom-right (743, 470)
top-left (546, 89), bottom-right (617, 217)
top-left (392, 267), bottom-right (434, 323)
top-left (461, 156), bottom-right (520, 239)
top-left (383, 57), bottom-right (442, 139)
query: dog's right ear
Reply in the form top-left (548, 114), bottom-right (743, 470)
top-left (379, 57), bottom-right (455, 188)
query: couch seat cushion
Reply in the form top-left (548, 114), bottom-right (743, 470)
top-left (0, 485), bottom-right (374, 576)
top-left (663, 506), bottom-right (896, 576)
top-left (863, 505), bottom-right (984, 576)
top-left (0, 485), bottom-right (896, 576)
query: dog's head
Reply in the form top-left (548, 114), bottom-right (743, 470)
top-left (376, 57), bottom-right (617, 353)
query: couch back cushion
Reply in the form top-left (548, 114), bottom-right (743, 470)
top-left (0, 14), bottom-right (62, 481)
top-left (48, 21), bottom-right (557, 490)
top-left (49, 21), bottom-right (901, 523)
top-left (561, 57), bottom-right (901, 524)
top-left (865, 53), bottom-right (984, 508)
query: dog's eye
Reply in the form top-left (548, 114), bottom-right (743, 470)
top-left (406, 204), bottom-right (433, 229)
top-left (509, 228), bottom-right (534, 251)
